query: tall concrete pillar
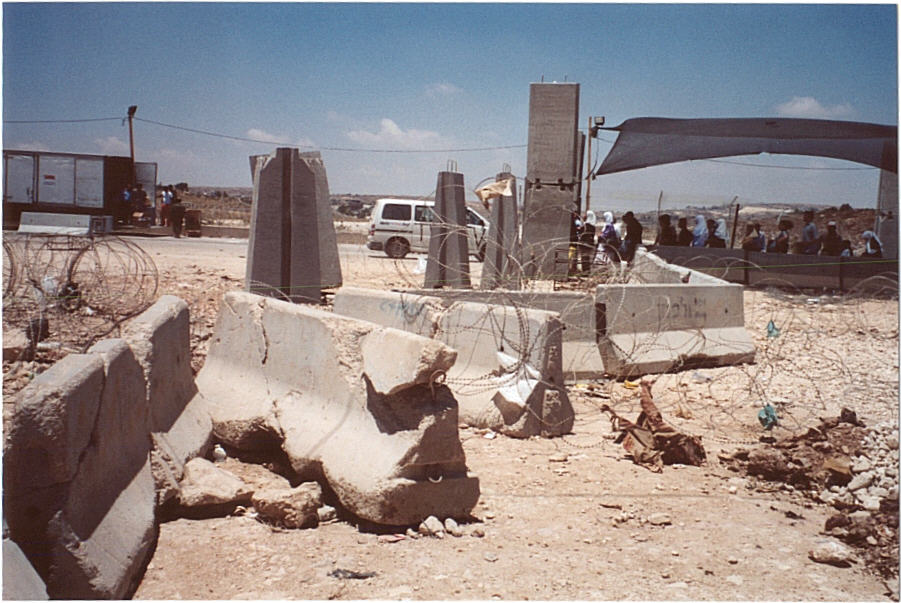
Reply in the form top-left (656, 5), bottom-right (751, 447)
top-left (480, 171), bottom-right (522, 290)
top-left (424, 170), bottom-right (471, 289)
top-left (875, 142), bottom-right (898, 259)
top-left (521, 82), bottom-right (582, 278)
top-left (246, 148), bottom-right (342, 304)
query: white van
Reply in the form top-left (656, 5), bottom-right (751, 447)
top-left (366, 198), bottom-right (489, 261)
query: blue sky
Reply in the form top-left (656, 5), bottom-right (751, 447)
top-left (3, 3), bottom-right (897, 209)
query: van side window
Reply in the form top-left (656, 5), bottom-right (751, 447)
top-left (466, 209), bottom-right (485, 227)
top-left (414, 206), bottom-right (436, 222)
top-left (382, 203), bottom-right (411, 221)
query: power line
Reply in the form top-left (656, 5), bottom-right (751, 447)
top-left (704, 157), bottom-right (876, 171)
top-left (135, 117), bottom-right (528, 154)
top-left (4, 117), bottom-right (122, 124)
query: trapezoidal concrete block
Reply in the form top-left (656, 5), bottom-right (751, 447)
top-left (480, 171), bottom-right (522, 290)
top-left (3, 340), bottom-right (156, 599)
top-left (424, 170), bottom-right (471, 289)
top-left (333, 287), bottom-right (574, 437)
top-left (3, 537), bottom-right (49, 600)
top-left (122, 294), bottom-right (211, 506)
top-left (197, 291), bottom-right (479, 526)
top-left (247, 148), bottom-right (342, 303)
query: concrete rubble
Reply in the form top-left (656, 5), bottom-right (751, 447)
top-left (332, 287), bottom-right (574, 437)
top-left (198, 290), bottom-right (480, 526)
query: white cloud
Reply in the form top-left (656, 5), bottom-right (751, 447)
top-left (426, 82), bottom-right (461, 98)
top-left (774, 96), bottom-right (854, 119)
top-left (346, 118), bottom-right (445, 150)
top-left (9, 140), bottom-right (50, 152)
top-left (246, 128), bottom-right (290, 144)
top-left (94, 136), bottom-right (130, 155)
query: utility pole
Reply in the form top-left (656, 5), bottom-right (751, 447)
top-left (585, 116), bottom-right (604, 213)
top-left (127, 105), bottom-right (138, 183)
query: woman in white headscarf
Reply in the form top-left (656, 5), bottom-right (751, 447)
top-left (861, 230), bottom-right (883, 258)
top-left (715, 218), bottom-right (729, 243)
top-left (691, 215), bottom-right (708, 247)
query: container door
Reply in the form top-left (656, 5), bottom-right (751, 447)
top-left (135, 162), bottom-right (158, 206)
top-left (4, 154), bottom-right (35, 204)
top-left (75, 158), bottom-right (104, 207)
top-left (38, 155), bottom-right (76, 205)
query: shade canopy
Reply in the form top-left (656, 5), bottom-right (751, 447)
top-left (597, 118), bottom-right (898, 175)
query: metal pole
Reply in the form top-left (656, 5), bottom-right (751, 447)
top-left (585, 116), bottom-right (592, 213)
top-left (729, 202), bottom-right (741, 248)
top-left (127, 105), bottom-right (138, 184)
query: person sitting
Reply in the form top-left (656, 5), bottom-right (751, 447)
top-left (820, 221), bottom-right (843, 256)
top-left (741, 223), bottom-right (762, 251)
top-left (676, 217), bottom-right (692, 246)
top-left (861, 231), bottom-right (883, 258)
top-left (801, 210), bottom-right (821, 255)
top-left (691, 215), bottom-right (708, 247)
top-left (654, 213), bottom-right (677, 246)
top-left (705, 218), bottom-right (726, 248)
top-left (768, 219), bottom-right (793, 253)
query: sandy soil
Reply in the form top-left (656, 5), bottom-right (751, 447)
top-left (4, 232), bottom-right (898, 600)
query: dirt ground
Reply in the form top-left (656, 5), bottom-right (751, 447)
top-left (4, 229), bottom-right (899, 600)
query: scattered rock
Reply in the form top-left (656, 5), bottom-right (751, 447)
top-left (847, 472), bottom-right (874, 492)
top-left (470, 527), bottom-right (485, 538)
top-left (444, 518), bottom-right (463, 537)
top-left (549, 453), bottom-right (568, 463)
top-left (251, 482), bottom-right (322, 529)
top-left (177, 458), bottom-right (253, 509)
top-left (809, 540), bottom-right (855, 567)
top-left (317, 504), bottom-right (337, 523)
top-left (647, 513), bottom-right (672, 526)
top-left (725, 575), bottom-right (744, 586)
top-left (483, 552), bottom-right (498, 562)
top-left (419, 515), bottom-right (445, 537)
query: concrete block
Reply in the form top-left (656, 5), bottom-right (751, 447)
top-left (122, 295), bottom-right (211, 504)
top-left (3, 340), bottom-right (156, 599)
top-left (480, 171), bottom-right (522, 290)
top-left (333, 287), bottom-right (574, 437)
top-left (246, 148), bottom-right (342, 303)
top-left (404, 288), bottom-right (604, 380)
top-left (425, 170), bottom-right (471, 289)
top-left (361, 329), bottom-right (457, 395)
top-left (18, 212), bottom-right (91, 236)
top-left (596, 277), bottom-right (756, 377)
top-left (197, 291), bottom-right (479, 526)
top-left (522, 83), bottom-right (582, 278)
top-left (3, 537), bottom-right (49, 600)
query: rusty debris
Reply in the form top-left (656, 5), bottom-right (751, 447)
top-left (601, 381), bottom-right (707, 472)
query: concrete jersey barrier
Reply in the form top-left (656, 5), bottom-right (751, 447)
top-left (198, 290), bottom-right (480, 526)
top-left (333, 287), bottom-right (574, 437)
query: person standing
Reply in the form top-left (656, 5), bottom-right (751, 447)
top-left (676, 217), bottom-right (693, 246)
top-left (654, 214), bottom-right (677, 246)
top-left (820, 221), bottom-right (843, 256)
top-left (769, 219), bottom-right (793, 253)
top-left (161, 186), bottom-right (173, 227)
top-left (691, 215), bottom-right (708, 247)
top-left (169, 194), bottom-right (187, 238)
top-left (578, 210), bottom-right (597, 273)
top-left (619, 211), bottom-right (643, 262)
top-left (705, 218), bottom-right (726, 248)
top-left (861, 231), bottom-right (883, 258)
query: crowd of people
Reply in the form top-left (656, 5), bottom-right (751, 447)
top-left (570, 207), bottom-right (884, 274)
top-left (119, 184), bottom-right (188, 237)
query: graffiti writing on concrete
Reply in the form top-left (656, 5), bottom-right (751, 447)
top-left (656, 295), bottom-right (708, 325)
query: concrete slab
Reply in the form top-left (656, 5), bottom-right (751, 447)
top-left (3, 537), bottom-right (49, 600)
top-left (333, 287), bottom-right (574, 437)
top-left (198, 291), bottom-right (479, 526)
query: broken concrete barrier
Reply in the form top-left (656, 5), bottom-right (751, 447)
top-left (333, 287), bottom-right (574, 437)
top-left (123, 294), bottom-right (211, 505)
top-left (3, 535), bottom-right (49, 600)
top-left (198, 291), bottom-right (479, 526)
top-left (3, 340), bottom-right (156, 599)
top-left (176, 457), bottom-right (253, 509)
top-left (252, 482), bottom-right (322, 529)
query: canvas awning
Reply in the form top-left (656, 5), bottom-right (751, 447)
top-left (597, 118), bottom-right (898, 175)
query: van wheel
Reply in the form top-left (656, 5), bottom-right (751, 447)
top-left (476, 244), bottom-right (486, 262)
top-left (385, 238), bottom-right (409, 259)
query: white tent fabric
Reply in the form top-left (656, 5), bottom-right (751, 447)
top-left (597, 118), bottom-right (897, 175)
